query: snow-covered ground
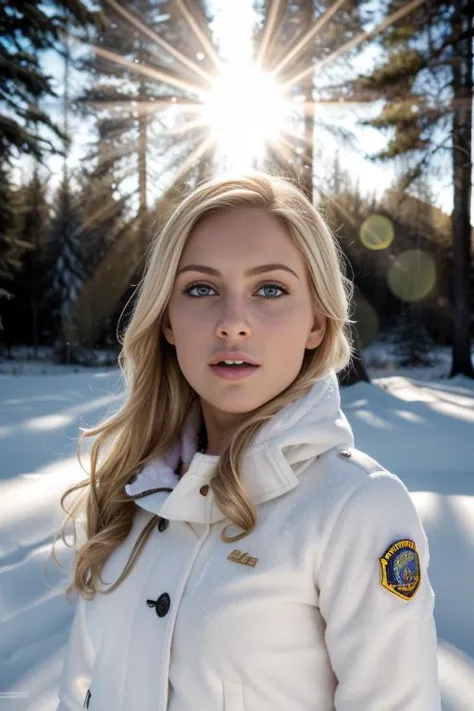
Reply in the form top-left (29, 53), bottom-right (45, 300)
top-left (0, 358), bottom-right (473, 710)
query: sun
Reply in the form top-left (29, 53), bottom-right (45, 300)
top-left (201, 64), bottom-right (291, 170)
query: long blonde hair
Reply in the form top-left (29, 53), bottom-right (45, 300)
top-left (50, 172), bottom-right (354, 601)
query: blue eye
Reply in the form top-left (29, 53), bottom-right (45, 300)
top-left (183, 283), bottom-right (216, 297)
top-left (258, 284), bottom-right (288, 299)
top-left (182, 282), bottom-right (289, 300)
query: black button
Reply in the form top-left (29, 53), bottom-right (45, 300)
top-left (157, 517), bottom-right (169, 532)
top-left (147, 593), bottom-right (171, 617)
top-left (156, 593), bottom-right (170, 617)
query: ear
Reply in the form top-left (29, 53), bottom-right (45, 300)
top-left (305, 312), bottom-right (326, 350)
top-left (162, 308), bottom-right (175, 345)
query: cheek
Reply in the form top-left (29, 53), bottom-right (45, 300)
top-left (170, 309), bottom-right (208, 353)
top-left (259, 301), bottom-right (308, 331)
top-left (167, 299), bottom-right (195, 329)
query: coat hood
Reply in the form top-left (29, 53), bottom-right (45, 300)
top-left (124, 368), bottom-right (354, 524)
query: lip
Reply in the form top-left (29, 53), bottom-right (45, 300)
top-left (209, 352), bottom-right (260, 366)
top-left (209, 364), bottom-right (259, 381)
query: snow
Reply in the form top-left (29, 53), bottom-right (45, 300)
top-left (0, 362), bottom-right (473, 710)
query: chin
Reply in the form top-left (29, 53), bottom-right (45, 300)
top-left (200, 388), bottom-right (262, 412)
top-left (219, 393), bottom-right (269, 414)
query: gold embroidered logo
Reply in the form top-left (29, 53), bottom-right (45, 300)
top-left (227, 549), bottom-right (259, 567)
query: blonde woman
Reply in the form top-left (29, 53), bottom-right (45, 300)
top-left (53, 172), bottom-right (441, 711)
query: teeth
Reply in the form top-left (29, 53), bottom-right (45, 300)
top-left (213, 359), bottom-right (256, 366)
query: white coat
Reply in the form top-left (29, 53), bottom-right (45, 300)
top-left (55, 370), bottom-right (441, 711)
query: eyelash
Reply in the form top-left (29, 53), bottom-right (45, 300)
top-left (182, 281), bottom-right (290, 300)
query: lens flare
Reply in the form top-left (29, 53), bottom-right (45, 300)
top-left (387, 249), bottom-right (436, 302)
top-left (360, 214), bottom-right (394, 251)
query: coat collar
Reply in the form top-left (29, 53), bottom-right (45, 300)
top-left (124, 369), bottom-right (354, 524)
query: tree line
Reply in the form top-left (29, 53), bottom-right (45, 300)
top-left (0, 0), bottom-right (472, 379)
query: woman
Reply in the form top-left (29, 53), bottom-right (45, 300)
top-left (53, 172), bottom-right (441, 710)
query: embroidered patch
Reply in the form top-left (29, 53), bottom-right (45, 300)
top-left (379, 539), bottom-right (421, 601)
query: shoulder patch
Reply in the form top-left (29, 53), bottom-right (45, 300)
top-left (379, 539), bottom-right (421, 601)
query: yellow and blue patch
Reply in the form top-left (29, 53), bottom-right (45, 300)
top-left (379, 539), bottom-right (421, 601)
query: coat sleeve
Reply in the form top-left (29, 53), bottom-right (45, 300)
top-left (54, 592), bottom-right (94, 711)
top-left (317, 470), bottom-right (441, 710)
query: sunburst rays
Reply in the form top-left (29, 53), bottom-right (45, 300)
top-left (282, 0), bottom-right (427, 90)
top-left (102, 0), bottom-right (215, 87)
top-left (77, 0), bottom-right (428, 175)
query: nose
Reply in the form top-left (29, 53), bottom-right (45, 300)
top-left (215, 297), bottom-right (251, 339)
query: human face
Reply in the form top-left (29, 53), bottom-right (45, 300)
top-left (162, 206), bottom-right (326, 454)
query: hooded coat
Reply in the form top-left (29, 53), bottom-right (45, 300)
top-left (55, 370), bottom-right (441, 711)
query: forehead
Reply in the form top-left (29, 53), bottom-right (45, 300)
top-left (183, 206), bottom-right (297, 259)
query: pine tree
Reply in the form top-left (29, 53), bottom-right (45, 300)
top-left (45, 174), bottom-right (87, 352)
top-left (76, 166), bottom-right (126, 276)
top-left (9, 170), bottom-right (50, 350)
top-left (67, 169), bottom-right (194, 349)
top-left (0, 162), bottom-right (17, 301)
top-left (393, 302), bottom-right (436, 368)
top-left (347, 0), bottom-right (473, 377)
top-left (0, 1), bottom-right (102, 164)
top-left (0, 164), bottom-right (24, 346)
top-left (0, 1), bottom-right (102, 327)
top-left (0, 168), bottom-right (52, 350)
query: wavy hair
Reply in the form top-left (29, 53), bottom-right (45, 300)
top-left (50, 171), bottom-right (354, 601)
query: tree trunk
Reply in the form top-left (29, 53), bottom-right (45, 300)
top-left (31, 167), bottom-right (40, 354)
top-left (339, 320), bottom-right (371, 386)
top-left (138, 74), bottom-right (148, 261)
top-left (300, 0), bottom-right (314, 202)
top-left (31, 79), bottom-right (41, 354)
top-left (450, 0), bottom-right (473, 378)
top-left (60, 10), bottom-right (72, 351)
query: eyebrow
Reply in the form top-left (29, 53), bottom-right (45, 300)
top-left (176, 263), bottom-right (300, 279)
